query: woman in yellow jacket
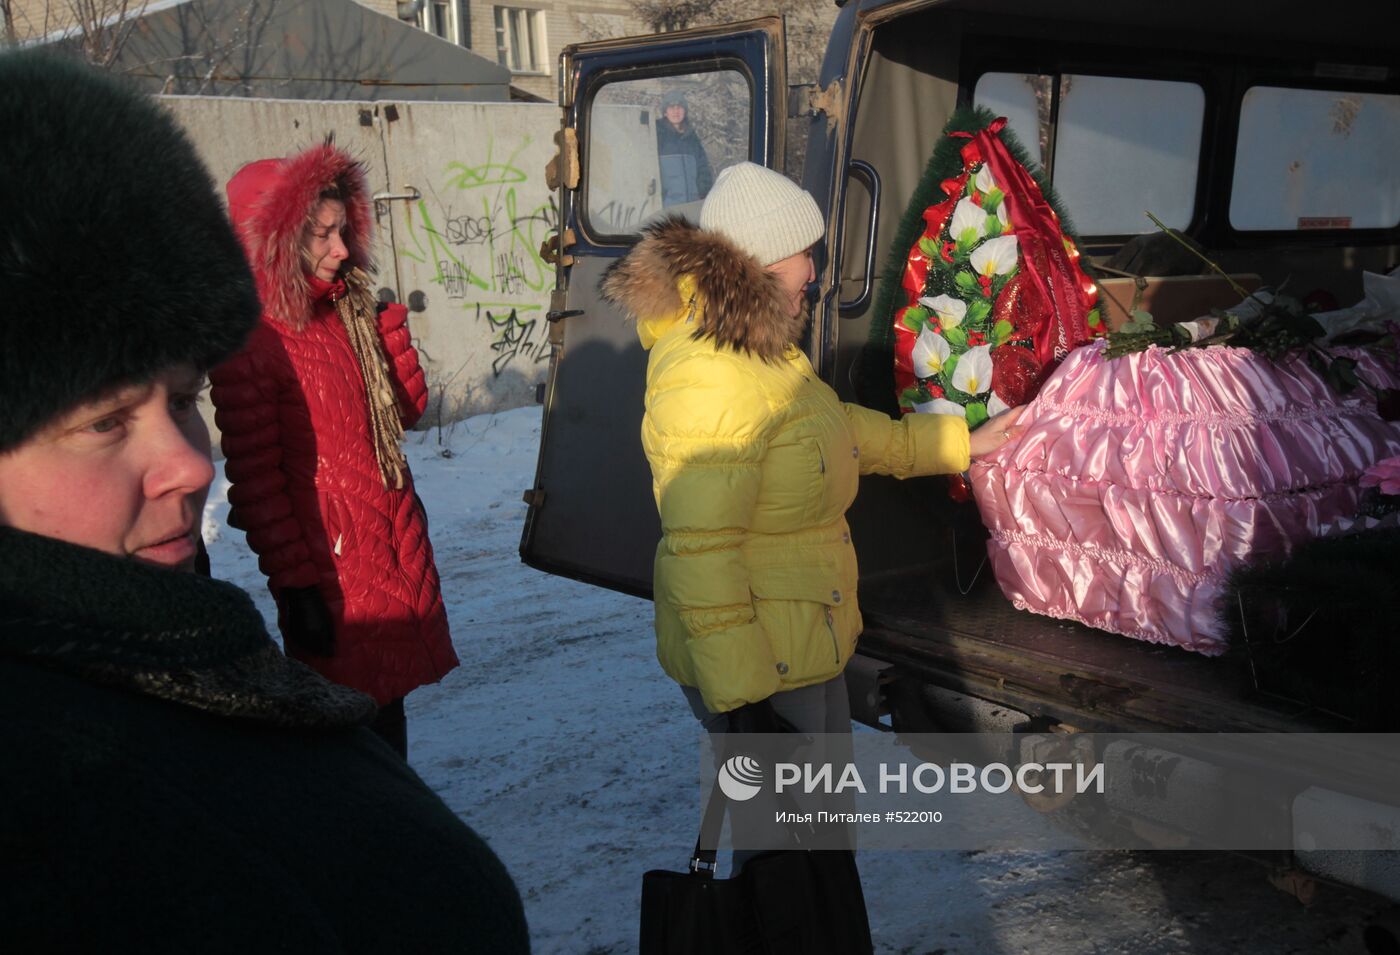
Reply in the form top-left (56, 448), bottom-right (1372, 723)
top-left (604, 162), bottom-right (1022, 742)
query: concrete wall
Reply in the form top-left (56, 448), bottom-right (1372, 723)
top-left (160, 95), bottom-right (561, 437)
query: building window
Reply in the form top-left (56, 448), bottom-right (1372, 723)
top-left (419, 0), bottom-right (467, 46)
top-left (494, 6), bottom-right (547, 74)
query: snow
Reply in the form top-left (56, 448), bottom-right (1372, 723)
top-left (205, 405), bottom-right (1390, 954)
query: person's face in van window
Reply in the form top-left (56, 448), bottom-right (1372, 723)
top-left (665, 104), bottom-right (686, 128)
top-left (0, 363), bottom-right (214, 571)
top-left (304, 198), bottom-right (349, 282)
top-left (767, 246), bottom-right (816, 320)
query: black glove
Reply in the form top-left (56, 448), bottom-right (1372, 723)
top-left (725, 699), bottom-right (798, 735)
top-left (279, 586), bottom-right (336, 657)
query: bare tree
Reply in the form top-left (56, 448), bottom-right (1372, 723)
top-left (66, 0), bottom-right (152, 66)
top-left (630, 0), bottom-right (727, 33)
top-left (3, 0), bottom-right (151, 66)
top-left (5, 0), bottom-right (284, 99)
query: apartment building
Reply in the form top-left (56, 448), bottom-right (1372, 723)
top-left (358, 0), bottom-right (645, 101)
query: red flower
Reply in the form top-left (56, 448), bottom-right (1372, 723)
top-left (940, 241), bottom-right (956, 264)
top-left (928, 383), bottom-right (945, 398)
top-left (978, 274), bottom-right (993, 298)
top-left (968, 331), bottom-right (986, 346)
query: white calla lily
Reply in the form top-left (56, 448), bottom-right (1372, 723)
top-left (916, 294), bottom-right (967, 330)
top-left (987, 391), bottom-right (1011, 417)
top-left (952, 344), bottom-right (994, 396)
top-left (914, 398), bottom-right (967, 417)
top-left (911, 326), bottom-right (952, 379)
top-left (970, 235), bottom-right (1019, 277)
top-left (950, 197), bottom-right (988, 242)
top-left (975, 165), bottom-right (1000, 194)
top-left (996, 201), bottom-right (1009, 228)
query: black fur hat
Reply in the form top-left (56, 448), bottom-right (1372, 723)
top-left (0, 52), bottom-right (259, 452)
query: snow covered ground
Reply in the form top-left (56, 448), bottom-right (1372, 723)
top-left (205, 406), bottom-right (1390, 954)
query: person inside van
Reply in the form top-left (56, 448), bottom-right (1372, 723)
top-left (0, 51), bottom-right (528, 952)
top-left (655, 89), bottom-right (714, 207)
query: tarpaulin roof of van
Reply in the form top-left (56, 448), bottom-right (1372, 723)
top-left (38, 0), bottom-right (513, 101)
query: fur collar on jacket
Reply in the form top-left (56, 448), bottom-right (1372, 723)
top-left (600, 215), bottom-right (806, 363)
top-left (225, 142), bottom-right (376, 332)
top-left (0, 528), bottom-right (375, 729)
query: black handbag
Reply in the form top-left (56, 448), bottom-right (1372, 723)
top-left (640, 775), bottom-right (874, 954)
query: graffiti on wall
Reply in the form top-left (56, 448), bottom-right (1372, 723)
top-left (481, 305), bottom-right (549, 376)
top-left (399, 135), bottom-right (558, 377)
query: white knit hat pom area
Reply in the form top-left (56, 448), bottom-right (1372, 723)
top-left (699, 162), bottom-right (825, 267)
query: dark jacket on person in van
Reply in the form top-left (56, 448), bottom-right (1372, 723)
top-left (655, 118), bottom-right (714, 206)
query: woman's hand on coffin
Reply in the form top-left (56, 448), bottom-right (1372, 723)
top-left (969, 405), bottom-right (1027, 458)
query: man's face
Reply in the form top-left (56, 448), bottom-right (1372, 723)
top-left (665, 104), bottom-right (686, 127)
top-left (0, 363), bottom-right (214, 571)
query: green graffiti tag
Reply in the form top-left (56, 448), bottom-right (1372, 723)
top-left (396, 133), bottom-right (560, 377)
top-left (399, 134), bottom-right (557, 304)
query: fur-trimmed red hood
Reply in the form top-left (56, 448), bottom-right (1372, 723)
top-left (226, 142), bottom-right (375, 331)
top-left (600, 215), bottom-right (805, 363)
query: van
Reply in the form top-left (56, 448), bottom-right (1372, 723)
top-left (519, 0), bottom-right (1400, 914)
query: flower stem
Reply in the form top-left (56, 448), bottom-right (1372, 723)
top-left (1143, 211), bottom-right (1253, 300)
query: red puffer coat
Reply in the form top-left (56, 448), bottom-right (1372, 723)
top-left (210, 144), bottom-right (458, 705)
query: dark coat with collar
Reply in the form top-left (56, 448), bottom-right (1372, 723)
top-left (655, 118), bottom-right (713, 205)
top-left (0, 528), bottom-right (527, 954)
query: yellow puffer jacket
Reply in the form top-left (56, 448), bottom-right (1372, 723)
top-left (602, 216), bottom-right (970, 713)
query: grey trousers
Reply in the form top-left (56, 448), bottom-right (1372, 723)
top-left (681, 674), bottom-right (856, 871)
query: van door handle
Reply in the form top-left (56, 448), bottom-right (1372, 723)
top-left (838, 160), bottom-right (881, 317)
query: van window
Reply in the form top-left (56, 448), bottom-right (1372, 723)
top-left (1230, 86), bottom-right (1400, 231)
top-left (586, 69), bottom-right (751, 239)
top-left (974, 72), bottom-right (1205, 236)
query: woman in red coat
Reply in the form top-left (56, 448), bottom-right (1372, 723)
top-left (211, 142), bottom-right (458, 756)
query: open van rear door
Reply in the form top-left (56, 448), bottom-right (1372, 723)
top-left (520, 19), bottom-right (789, 597)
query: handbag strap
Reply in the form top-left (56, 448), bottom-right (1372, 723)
top-left (688, 754), bottom-right (816, 878)
top-left (688, 776), bottom-right (727, 878)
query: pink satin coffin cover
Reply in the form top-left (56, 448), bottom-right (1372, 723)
top-left (969, 340), bottom-right (1400, 654)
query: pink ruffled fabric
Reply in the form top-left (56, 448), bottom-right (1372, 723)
top-left (970, 341), bottom-right (1400, 654)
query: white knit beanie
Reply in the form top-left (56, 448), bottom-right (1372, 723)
top-left (699, 162), bottom-right (824, 266)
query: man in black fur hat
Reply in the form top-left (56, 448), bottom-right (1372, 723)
top-left (0, 52), bottom-right (529, 952)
